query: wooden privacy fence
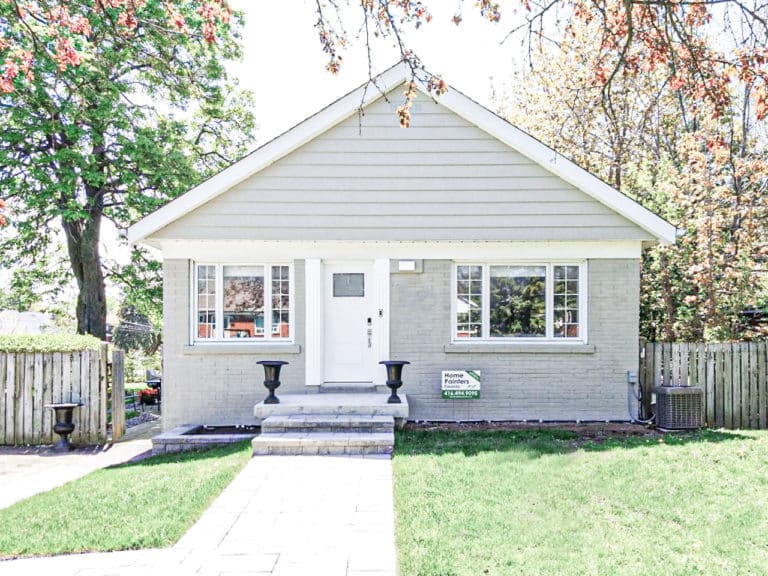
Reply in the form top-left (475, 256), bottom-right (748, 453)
top-left (0, 344), bottom-right (110, 445)
top-left (111, 350), bottom-right (125, 442)
top-left (640, 342), bottom-right (768, 430)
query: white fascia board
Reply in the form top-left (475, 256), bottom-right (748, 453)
top-left (160, 240), bottom-right (643, 261)
top-left (127, 63), bottom-right (411, 245)
top-left (425, 85), bottom-right (677, 245)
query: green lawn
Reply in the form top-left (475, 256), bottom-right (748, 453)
top-left (125, 382), bottom-right (149, 392)
top-left (394, 428), bottom-right (768, 576)
top-left (0, 442), bottom-right (251, 559)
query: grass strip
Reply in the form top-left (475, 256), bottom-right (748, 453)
top-left (394, 428), bottom-right (768, 576)
top-left (0, 441), bottom-right (251, 559)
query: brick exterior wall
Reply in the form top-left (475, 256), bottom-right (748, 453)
top-left (162, 259), bottom-right (306, 430)
top-left (162, 257), bottom-right (638, 427)
top-left (390, 259), bottom-right (639, 421)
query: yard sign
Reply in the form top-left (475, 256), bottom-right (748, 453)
top-left (442, 370), bottom-right (481, 399)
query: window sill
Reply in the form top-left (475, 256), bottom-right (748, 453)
top-left (444, 343), bottom-right (596, 354)
top-left (183, 343), bottom-right (302, 355)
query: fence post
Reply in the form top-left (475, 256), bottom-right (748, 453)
top-left (90, 346), bottom-right (102, 442)
top-left (100, 344), bottom-right (108, 442)
top-left (0, 353), bottom-right (6, 444)
top-left (32, 352), bottom-right (43, 444)
top-left (739, 344), bottom-right (749, 429)
top-left (759, 342), bottom-right (767, 429)
top-left (749, 342), bottom-right (759, 429)
top-left (42, 353), bottom-right (53, 442)
top-left (640, 342), bottom-right (653, 420)
top-left (111, 350), bottom-right (126, 441)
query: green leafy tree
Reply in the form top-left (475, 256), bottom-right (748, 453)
top-left (489, 276), bottom-right (546, 337)
top-left (497, 12), bottom-right (768, 341)
top-left (0, 2), bottom-right (255, 338)
top-left (113, 304), bottom-right (161, 356)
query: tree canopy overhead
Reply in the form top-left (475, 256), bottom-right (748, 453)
top-left (2, 1), bottom-right (768, 123)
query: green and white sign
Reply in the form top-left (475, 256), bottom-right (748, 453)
top-left (441, 370), bottom-right (481, 399)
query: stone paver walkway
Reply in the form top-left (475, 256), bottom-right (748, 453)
top-left (1, 455), bottom-right (397, 576)
top-left (0, 418), bottom-right (159, 511)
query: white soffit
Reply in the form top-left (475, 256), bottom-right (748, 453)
top-left (128, 62), bottom-right (676, 246)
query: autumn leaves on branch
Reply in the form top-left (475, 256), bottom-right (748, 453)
top-left (0, 0), bottom-right (231, 93)
top-left (318, 0), bottom-right (768, 123)
top-left (1, 1), bottom-right (767, 123)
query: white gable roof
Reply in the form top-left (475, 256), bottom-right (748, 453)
top-left (128, 62), bottom-right (676, 245)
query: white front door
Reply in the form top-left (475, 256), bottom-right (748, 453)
top-left (323, 262), bottom-right (375, 382)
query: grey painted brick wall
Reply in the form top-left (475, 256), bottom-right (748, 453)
top-left (390, 259), bottom-right (639, 421)
top-left (162, 259), bottom-right (306, 430)
top-left (163, 257), bottom-right (638, 426)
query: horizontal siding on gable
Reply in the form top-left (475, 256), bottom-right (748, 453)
top-left (172, 213), bottom-right (631, 229)
top-left (279, 151), bottom-right (532, 166)
top-left (163, 226), bottom-right (644, 241)
top-left (264, 163), bottom-right (554, 179)
top-left (338, 111), bottom-right (475, 128)
top-left (228, 176), bottom-right (577, 191)
top-left (186, 201), bottom-right (614, 216)
top-left (152, 90), bottom-right (654, 242)
top-left (216, 189), bottom-right (589, 203)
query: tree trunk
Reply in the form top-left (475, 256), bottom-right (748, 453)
top-left (145, 332), bottom-right (162, 356)
top-left (61, 212), bottom-right (107, 340)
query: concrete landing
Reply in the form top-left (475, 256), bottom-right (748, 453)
top-left (253, 393), bottom-right (409, 422)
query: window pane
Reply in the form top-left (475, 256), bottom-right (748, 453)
top-left (196, 265), bottom-right (216, 338)
top-left (489, 266), bottom-right (546, 338)
top-left (223, 266), bottom-right (264, 338)
top-left (272, 266), bottom-right (290, 338)
top-left (333, 273), bottom-right (365, 297)
top-left (456, 266), bottom-right (482, 338)
top-left (553, 265), bottom-right (579, 338)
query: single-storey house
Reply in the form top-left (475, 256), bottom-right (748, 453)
top-left (128, 63), bottom-right (675, 430)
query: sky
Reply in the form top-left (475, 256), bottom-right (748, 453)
top-left (227, 0), bottom-right (525, 143)
top-left (82, 2), bottom-right (525, 317)
top-left (6, 2), bottom-right (533, 316)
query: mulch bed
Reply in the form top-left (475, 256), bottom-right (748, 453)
top-left (403, 420), bottom-right (664, 441)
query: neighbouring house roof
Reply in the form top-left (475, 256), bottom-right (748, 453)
top-left (128, 62), bottom-right (676, 246)
top-left (0, 311), bottom-right (55, 335)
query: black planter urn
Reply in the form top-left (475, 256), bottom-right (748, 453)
top-left (257, 360), bottom-right (288, 404)
top-left (46, 402), bottom-right (83, 451)
top-left (379, 360), bottom-right (410, 404)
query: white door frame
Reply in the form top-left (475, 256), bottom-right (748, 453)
top-left (305, 258), bottom-right (389, 386)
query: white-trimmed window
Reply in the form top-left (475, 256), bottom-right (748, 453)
top-left (453, 262), bottom-right (586, 342)
top-left (193, 263), bottom-right (293, 342)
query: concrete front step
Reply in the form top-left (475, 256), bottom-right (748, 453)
top-left (252, 392), bottom-right (407, 457)
top-left (253, 393), bottom-right (408, 421)
top-left (262, 414), bottom-right (394, 434)
top-left (252, 431), bottom-right (395, 455)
